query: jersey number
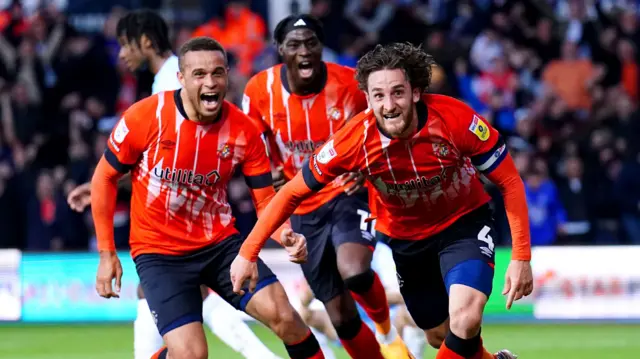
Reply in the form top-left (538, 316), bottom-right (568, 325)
top-left (477, 225), bottom-right (494, 256)
top-left (357, 209), bottom-right (376, 240)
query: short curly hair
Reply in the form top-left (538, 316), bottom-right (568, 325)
top-left (116, 9), bottom-right (172, 54)
top-left (355, 42), bottom-right (436, 93)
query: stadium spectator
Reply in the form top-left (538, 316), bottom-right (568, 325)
top-left (344, 0), bottom-right (395, 49)
top-left (556, 156), bottom-right (593, 244)
top-left (615, 158), bottom-right (640, 243)
top-left (192, 0), bottom-right (266, 77)
top-left (25, 169), bottom-right (72, 251)
top-left (2, 0), bottom-right (640, 252)
top-left (542, 41), bottom-right (602, 112)
top-left (524, 160), bottom-right (567, 246)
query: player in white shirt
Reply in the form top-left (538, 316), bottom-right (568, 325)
top-left (67, 10), bottom-right (281, 359)
top-left (150, 52), bottom-right (180, 95)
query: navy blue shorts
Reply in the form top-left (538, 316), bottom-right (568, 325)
top-left (134, 235), bottom-right (278, 336)
top-left (380, 204), bottom-right (497, 330)
top-left (291, 193), bottom-right (374, 303)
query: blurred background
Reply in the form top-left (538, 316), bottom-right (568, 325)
top-left (0, 0), bottom-right (639, 358)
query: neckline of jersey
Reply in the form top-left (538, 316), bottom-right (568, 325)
top-left (376, 99), bottom-right (428, 140)
top-left (280, 62), bottom-right (328, 98)
top-left (173, 89), bottom-right (224, 125)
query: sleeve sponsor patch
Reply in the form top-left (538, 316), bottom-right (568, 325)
top-left (468, 114), bottom-right (490, 142)
top-left (112, 117), bottom-right (130, 144)
top-left (316, 139), bottom-right (337, 164)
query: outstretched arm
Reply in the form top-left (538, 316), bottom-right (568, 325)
top-left (239, 122), bottom-right (362, 261)
top-left (240, 173), bottom-right (315, 262)
top-left (247, 185), bottom-right (292, 246)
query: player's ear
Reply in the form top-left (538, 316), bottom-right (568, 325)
top-left (364, 91), bottom-right (371, 108)
top-left (412, 87), bottom-right (421, 103)
top-left (139, 34), bottom-right (152, 51)
top-left (177, 70), bottom-right (185, 87)
top-left (277, 44), bottom-right (284, 57)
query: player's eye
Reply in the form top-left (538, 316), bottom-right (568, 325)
top-left (373, 93), bottom-right (383, 100)
top-left (394, 90), bottom-right (404, 96)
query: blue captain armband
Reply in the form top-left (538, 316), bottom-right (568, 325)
top-left (471, 136), bottom-right (508, 174)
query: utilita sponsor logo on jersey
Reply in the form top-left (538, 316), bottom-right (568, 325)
top-left (284, 139), bottom-right (325, 155)
top-left (154, 168), bottom-right (221, 186)
top-left (384, 167), bottom-right (448, 195)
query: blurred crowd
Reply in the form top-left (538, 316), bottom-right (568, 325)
top-left (0, 0), bottom-right (639, 252)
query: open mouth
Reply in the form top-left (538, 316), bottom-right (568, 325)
top-left (298, 61), bottom-right (314, 78)
top-left (383, 113), bottom-right (401, 120)
top-left (200, 92), bottom-right (221, 110)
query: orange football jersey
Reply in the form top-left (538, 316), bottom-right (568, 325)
top-left (242, 62), bottom-right (368, 214)
top-left (105, 90), bottom-right (272, 257)
top-left (304, 94), bottom-right (506, 240)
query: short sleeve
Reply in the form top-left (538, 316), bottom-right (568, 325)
top-left (241, 123), bottom-right (273, 189)
top-left (448, 102), bottom-right (507, 174)
top-left (105, 111), bottom-right (149, 173)
top-left (301, 123), bottom-right (362, 191)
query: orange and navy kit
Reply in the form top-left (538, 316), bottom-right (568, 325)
top-left (240, 94), bottom-right (531, 330)
top-left (99, 90), bottom-right (283, 258)
top-left (92, 90), bottom-right (286, 334)
top-left (243, 62), bottom-right (368, 214)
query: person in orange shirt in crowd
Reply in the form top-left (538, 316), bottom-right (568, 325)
top-left (192, 0), bottom-right (265, 77)
top-left (617, 38), bottom-right (638, 102)
top-left (542, 41), bottom-right (605, 111)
